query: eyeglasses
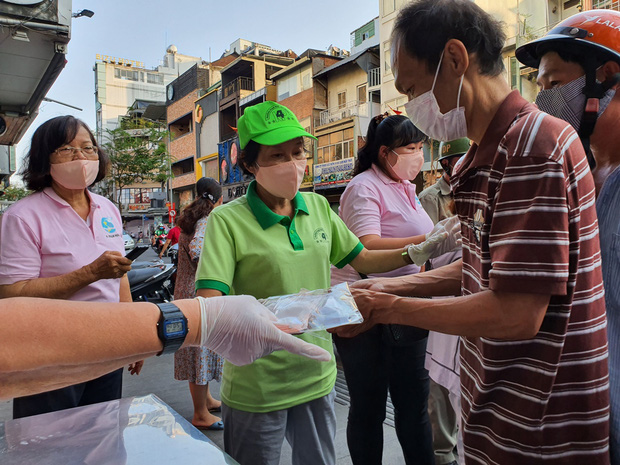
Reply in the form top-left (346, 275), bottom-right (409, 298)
top-left (53, 145), bottom-right (99, 160)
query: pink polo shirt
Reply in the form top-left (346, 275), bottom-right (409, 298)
top-left (331, 164), bottom-right (434, 284)
top-left (0, 187), bottom-right (124, 303)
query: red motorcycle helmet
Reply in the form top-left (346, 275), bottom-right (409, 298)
top-left (516, 9), bottom-right (620, 68)
top-left (516, 9), bottom-right (620, 169)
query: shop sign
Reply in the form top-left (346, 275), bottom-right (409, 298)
top-left (223, 182), bottom-right (250, 203)
top-left (313, 158), bottom-right (355, 190)
top-left (96, 54), bottom-right (144, 68)
top-left (128, 203), bottom-right (150, 211)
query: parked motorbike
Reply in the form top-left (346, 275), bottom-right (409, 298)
top-left (128, 259), bottom-right (176, 302)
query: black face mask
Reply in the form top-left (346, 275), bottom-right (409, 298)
top-left (535, 75), bottom-right (616, 133)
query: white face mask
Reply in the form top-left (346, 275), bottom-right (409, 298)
top-left (404, 51), bottom-right (468, 142)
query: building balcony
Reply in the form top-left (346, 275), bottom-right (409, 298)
top-left (368, 67), bottom-right (380, 89)
top-left (221, 76), bottom-right (254, 103)
top-left (318, 100), bottom-right (371, 127)
top-left (171, 172), bottom-right (196, 190)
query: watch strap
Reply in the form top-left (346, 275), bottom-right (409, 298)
top-left (155, 302), bottom-right (188, 356)
top-left (402, 245), bottom-right (414, 265)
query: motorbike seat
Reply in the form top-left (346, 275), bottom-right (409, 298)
top-left (127, 267), bottom-right (161, 287)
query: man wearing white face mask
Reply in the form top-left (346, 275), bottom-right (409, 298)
top-left (194, 101), bottom-right (458, 465)
top-left (337, 1), bottom-right (610, 464)
top-left (517, 10), bottom-right (620, 462)
top-left (0, 115), bottom-right (136, 419)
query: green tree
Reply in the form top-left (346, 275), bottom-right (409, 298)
top-left (0, 185), bottom-right (31, 201)
top-left (103, 127), bottom-right (172, 208)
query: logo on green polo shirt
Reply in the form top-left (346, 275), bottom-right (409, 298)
top-left (101, 217), bottom-right (116, 234)
top-left (313, 228), bottom-right (328, 244)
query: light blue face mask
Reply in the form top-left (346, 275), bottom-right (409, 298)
top-left (535, 74), bottom-right (616, 132)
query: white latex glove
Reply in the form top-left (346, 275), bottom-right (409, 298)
top-left (197, 295), bottom-right (331, 366)
top-left (408, 216), bottom-right (462, 266)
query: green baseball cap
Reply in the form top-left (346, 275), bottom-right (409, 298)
top-left (237, 101), bottom-right (317, 149)
top-left (438, 138), bottom-right (470, 161)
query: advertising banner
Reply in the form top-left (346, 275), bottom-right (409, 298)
top-left (313, 157), bottom-right (355, 190)
top-left (218, 137), bottom-right (252, 186)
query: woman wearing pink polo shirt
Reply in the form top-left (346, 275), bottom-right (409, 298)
top-left (0, 116), bottom-right (136, 419)
top-left (331, 114), bottom-right (435, 465)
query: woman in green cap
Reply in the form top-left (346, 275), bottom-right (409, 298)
top-left (195, 101), bottom-right (451, 465)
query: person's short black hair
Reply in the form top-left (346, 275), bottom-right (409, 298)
top-left (393, 0), bottom-right (506, 76)
top-left (238, 140), bottom-right (260, 176)
top-left (21, 115), bottom-right (108, 191)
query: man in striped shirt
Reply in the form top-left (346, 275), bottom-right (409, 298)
top-left (516, 11), bottom-right (620, 462)
top-left (337, 1), bottom-right (610, 463)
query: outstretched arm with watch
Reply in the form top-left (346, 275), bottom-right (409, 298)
top-left (0, 296), bottom-right (331, 400)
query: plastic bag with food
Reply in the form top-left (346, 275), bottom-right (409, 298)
top-left (259, 283), bottom-right (363, 334)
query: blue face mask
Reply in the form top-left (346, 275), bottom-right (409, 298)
top-left (535, 74), bottom-right (616, 133)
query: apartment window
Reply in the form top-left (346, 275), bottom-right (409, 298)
top-left (509, 57), bottom-right (521, 92)
top-left (114, 68), bottom-right (140, 81)
top-left (201, 158), bottom-right (219, 181)
top-left (337, 91), bottom-right (347, 109)
top-left (357, 84), bottom-right (367, 104)
top-left (384, 41), bottom-right (392, 74)
top-left (169, 113), bottom-right (193, 140)
top-left (317, 129), bottom-right (355, 164)
top-left (147, 73), bottom-right (164, 85)
top-left (302, 71), bottom-right (311, 91)
top-left (120, 187), bottom-right (162, 205)
top-left (383, 0), bottom-right (396, 15)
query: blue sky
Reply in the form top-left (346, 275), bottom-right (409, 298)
top-left (13, 0), bottom-right (379, 180)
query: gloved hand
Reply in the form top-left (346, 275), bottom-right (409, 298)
top-left (407, 216), bottom-right (462, 266)
top-left (197, 295), bottom-right (332, 366)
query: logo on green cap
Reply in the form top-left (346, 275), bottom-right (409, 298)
top-left (265, 105), bottom-right (295, 126)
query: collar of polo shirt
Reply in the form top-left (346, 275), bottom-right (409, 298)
top-left (246, 180), bottom-right (309, 230)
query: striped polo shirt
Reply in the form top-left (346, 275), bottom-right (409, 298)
top-left (452, 91), bottom-right (610, 464)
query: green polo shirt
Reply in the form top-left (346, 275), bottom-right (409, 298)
top-left (196, 181), bottom-right (363, 412)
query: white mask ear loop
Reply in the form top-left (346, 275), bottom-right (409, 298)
top-left (431, 50), bottom-right (445, 93)
top-left (456, 73), bottom-right (464, 107)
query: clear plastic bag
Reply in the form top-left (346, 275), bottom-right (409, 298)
top-left (259, 283), bottom-right (363, 334)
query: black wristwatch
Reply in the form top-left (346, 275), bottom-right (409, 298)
top-left (156, 302), bottom-right (188, 356)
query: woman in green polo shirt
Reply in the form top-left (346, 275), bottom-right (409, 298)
top-left (195, 101), bottom-right (448, 465)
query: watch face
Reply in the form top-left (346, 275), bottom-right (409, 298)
top-left (164, 319), bottom-right (185, 338)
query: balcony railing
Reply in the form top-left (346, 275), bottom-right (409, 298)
top-left (319, 100), bottom-right (370, 126)
top-left (594, 0), bottom-right (620, 11)
top-left (516, 20), bottom-right (561, 47)
top-left (222, 76), bottom-right (254, 100)
top-left (368, 67), bottom-right (380, 88)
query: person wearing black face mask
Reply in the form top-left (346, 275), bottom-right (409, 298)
top-left (336, 1), bottom-right (610, 464)
top-left (517, 10), bottom-right (620, 463)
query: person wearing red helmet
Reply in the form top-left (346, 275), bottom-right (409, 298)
top-left (337, 1), bottom-right (610, 463)
top-left (517, 10), bottom-right (620, 462)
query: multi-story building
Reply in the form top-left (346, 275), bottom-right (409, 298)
top-left (195, 81), bottom-right (222, 185)
top-left (271, 49), bottom-right (345, 190)
top-left (166, 59), bottom-right (231, 209)
top-left (351, 17), bottom-right (380, 55)
top-left (217, 41), bottom-right (295, 202)
top-left (311, 41), bottom-right (380, 202)
top-left (94, 45), bottom-right (203, 144)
